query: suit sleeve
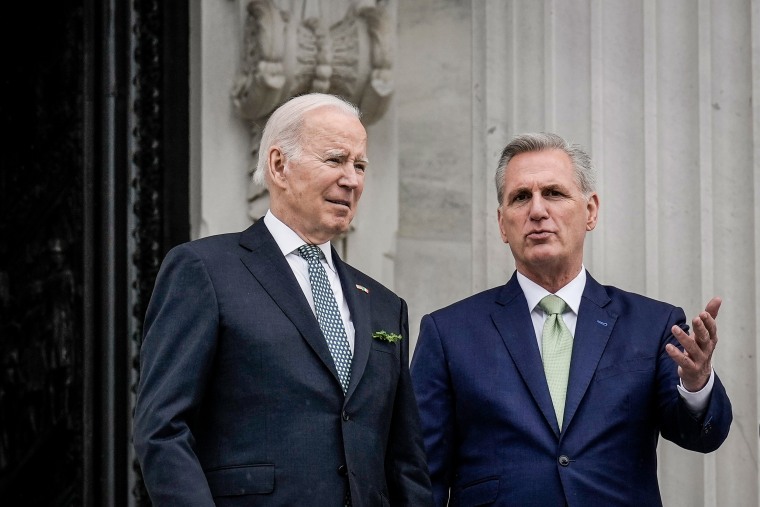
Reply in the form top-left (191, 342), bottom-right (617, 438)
top-left (410, 314), bottom-right (454, 507)
top-left (133, 245), bottom-right (218, 506)
top-left (385, 299), bottom-right (435, 506)
top-left (657, 307), bottom-right (732, 452)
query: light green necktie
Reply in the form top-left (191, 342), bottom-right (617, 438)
top-left (539, 295), bottom-right (573, 429)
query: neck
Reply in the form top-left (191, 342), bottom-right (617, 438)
top-left (518, 265), bottom-right (582, 294)
top-left (269, 207), bottom-right (333, 245)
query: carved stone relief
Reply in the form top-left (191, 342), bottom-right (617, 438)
top-left (231, 0), bottom-right (394, 221)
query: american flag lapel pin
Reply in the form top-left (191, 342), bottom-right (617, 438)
top-left (355, 284), bottom-right (369, 294)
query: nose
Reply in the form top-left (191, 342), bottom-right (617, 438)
top-left (528, 194), bottom-right (548, 220)
top-left (338, 164), bottom-right (360, 189)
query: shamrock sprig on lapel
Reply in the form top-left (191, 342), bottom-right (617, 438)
top-left (372, 330), bottom-right (403, 343)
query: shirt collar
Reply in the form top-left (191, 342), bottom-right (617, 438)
top-left (516, 266), bottom-right (586, 315)
top-left (263, 210), bottom-right (336, 271)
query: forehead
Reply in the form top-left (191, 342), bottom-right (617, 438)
top-left (301, 107), bottom-right (367, 151)
top-left (504, 149), bottom-right (576, 188)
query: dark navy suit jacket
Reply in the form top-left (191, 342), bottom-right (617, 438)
top-left (133, 219), bottom-right (432, 506)
top-left (411, 272), bottom-right (731, 506)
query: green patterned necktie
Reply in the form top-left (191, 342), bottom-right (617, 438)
top-left (539, 295), bottom-right (574, 429)
top-left (298, 244), bottom-right (352, 395)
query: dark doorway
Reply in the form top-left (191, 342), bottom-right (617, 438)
top-left (0, 1), bottom-right (189, 505)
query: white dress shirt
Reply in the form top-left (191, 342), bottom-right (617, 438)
top-left (516, 266), bottom-right (713, 415)
top-left (263, 210), bottom-right (355, 353)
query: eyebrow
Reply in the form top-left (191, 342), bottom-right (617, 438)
top-left (542, 183), bottom-right (567, 193)
top-left (324, 149), bottom-right (369, 165)
top-left (507, 182), bottom-right (569, 199)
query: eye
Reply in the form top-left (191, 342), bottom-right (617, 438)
top-left (354, 163), bottom-right (367, 173)
top-left (512, 192), bottom-right (529, 203)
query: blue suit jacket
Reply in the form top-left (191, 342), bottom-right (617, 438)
top-left (411, 272), bottom-right (731, 506)
top-left (133, 220), bottom-right (432, 506)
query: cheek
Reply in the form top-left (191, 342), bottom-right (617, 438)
top-left (355, 177), bottom-right (365, 198)
top-left (498, 215), bottom-right (513, 242)
top-left (300, 183), bottom-right (324, 203)
top-left (569, 216), bottom-right (590, 240)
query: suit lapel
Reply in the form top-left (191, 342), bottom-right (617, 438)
top-left (491, 274), bottom-right (560, 435)
top-left (238, 221), bottom-right (342, 386)
top-left (333, 250), bottom-right (371, 402)
top-left (561, 273), bottom-right (617, 433)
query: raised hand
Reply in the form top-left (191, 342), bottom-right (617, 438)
top-left (665, 297), bottom-right (721, 392)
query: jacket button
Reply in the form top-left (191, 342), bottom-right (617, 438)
top-left (558, 455), bottom-right (570, 467)
top-left (342, 411), bottom-right (350, 421)
top-left (337, 465), bottom-right (348, 476)
top-left (703, 422), bottom-right (712, 434)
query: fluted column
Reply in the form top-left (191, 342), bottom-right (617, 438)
top-left (395, 1), bottom-right (759, 504)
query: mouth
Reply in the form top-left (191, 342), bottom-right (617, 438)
top-left (527, 230), bottom-right (553, 240)
top-left (326, 198), bottom-right (351, 209)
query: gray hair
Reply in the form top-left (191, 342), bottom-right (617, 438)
top-left (253, 93), bottom-right (362, 186)
top-left (494, 132), bottom-right (596, 205)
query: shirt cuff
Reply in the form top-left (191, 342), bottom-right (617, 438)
top-left (677, 368), bottom-right (715, 416)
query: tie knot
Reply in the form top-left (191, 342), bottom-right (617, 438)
top-left (298, 244), bottom-right (322, 261)
top-left (539, 294), bottom-right (568, 316)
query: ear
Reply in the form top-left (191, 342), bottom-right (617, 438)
top-left (267, 147), bottom-right (288, 191)
top-left (497, 206), bottom-right (510, 244)
top-left (585, 193), bottom-right (599, 231)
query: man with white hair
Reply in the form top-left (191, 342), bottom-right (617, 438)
top-left (134, 93), bottom-right (433, 506)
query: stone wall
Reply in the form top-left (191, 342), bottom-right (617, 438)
top-left (192, 1), bottom-right (760, 504)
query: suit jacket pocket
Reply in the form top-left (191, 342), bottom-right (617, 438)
top-left (594, 356), bottom-right (654, 382)
top-left (206, 464), bottom-right (274, 497)
top-left (370, 339), bottom-right (399, 357)
top-left (458, 476), bottom-right (499, 506)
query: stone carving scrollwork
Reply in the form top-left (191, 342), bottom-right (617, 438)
top-left (231, 0), bottom-right (394, 220)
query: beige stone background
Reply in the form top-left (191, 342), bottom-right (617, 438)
top-left (191, 1), bottom-right (759, 505)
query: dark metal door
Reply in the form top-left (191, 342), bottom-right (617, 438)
top-left (0, 1), bottom-right (189, 504)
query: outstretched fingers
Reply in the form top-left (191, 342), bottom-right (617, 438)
top-left (665, 297), bottom-right (721, 392)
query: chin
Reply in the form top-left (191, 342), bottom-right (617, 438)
top-left (324, 221), bottom-right (351, 238)
top-left (524, 252), bottom-right (562, 267)
top-left (524, 244), bottom-right (554, 257)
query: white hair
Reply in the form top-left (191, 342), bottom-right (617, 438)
top-left (253, 93), bottom-right (361, 187)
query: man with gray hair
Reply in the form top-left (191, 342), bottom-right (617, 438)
top-left (134, 93), bottom-right (432, 506)
top-left (411, 132), bottom-right (732, 506)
